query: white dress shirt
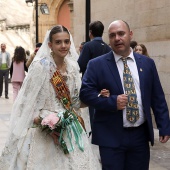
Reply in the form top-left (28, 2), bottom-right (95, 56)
top-left (113, 49), bottom-right (145, 127)
top-left (2, 53), bottom-right (6, 64)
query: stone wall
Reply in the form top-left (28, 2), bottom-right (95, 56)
top-left (73, 0), bottom-right (170, 44)
top-left (0, 0), bottom-right (33, 56)
top-left (38, 0), bottom-right (71, 43)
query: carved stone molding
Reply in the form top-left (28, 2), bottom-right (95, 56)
top-left (0, 17), bottom-right (30, 32)
top-left (7, 24), bottom-right (30, 30)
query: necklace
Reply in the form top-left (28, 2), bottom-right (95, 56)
top-left (51, 54), bottom-right (66, 71)
top-left (57, 61), bottom-right (66, 73)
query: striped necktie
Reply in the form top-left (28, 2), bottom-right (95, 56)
top-left (121, 57), bottom-right (139, 123)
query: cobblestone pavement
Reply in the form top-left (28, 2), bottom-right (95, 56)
top-left (0, 83), bottom-right (170, 169)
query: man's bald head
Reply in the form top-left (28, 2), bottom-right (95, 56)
top-left (108, 20), bottom-right (130, 32)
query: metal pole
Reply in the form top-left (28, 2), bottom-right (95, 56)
top-left (35, 0), bottom-right (38, 43)
top-left (85, 0), bottom-right (91, 42)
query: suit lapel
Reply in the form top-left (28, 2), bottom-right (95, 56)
top-left (105, 52), bottom-right (124, 93)
top-left (134, 53), bottom-right (145, 101)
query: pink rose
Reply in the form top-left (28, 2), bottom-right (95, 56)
top-left (41, 113), bottom-right (60, 130)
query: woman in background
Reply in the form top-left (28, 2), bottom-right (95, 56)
top-left (10, 46), bottom-right (28, 101)
top-left (134, 44), bottom-right (150, 57)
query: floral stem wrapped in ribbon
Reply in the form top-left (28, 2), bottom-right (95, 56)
top-left (33, 110), bottom-right (84, 154)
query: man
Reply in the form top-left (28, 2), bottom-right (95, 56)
top-left (0, 43), bottom-right (10, 99)
top-left (26, 43), bottom-right (42, 68)
top-left (78, 21), bottom-right (111, 76)
top-left (25, 50), bottom-right (30, 62)
top-left (78, 21), bottom-right (111, 132)
top-left (80, 20), bottom-right (170, 170)
top-left (130, 40), bottom-right (137, 50)
top-left (79, 42), bottom-right (86, 54)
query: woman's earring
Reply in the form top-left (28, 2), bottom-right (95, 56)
top-left (51, 51), bottom-right (54, 57)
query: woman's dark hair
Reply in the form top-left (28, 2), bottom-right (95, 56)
top-left (49, 25), bottom-right (70, 42)
top-left (13, 46), bottom-right (26, 63)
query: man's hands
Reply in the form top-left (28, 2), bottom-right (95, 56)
top-left (117, 95), bottom-right (170, 144)
top-left (159, 136), bottom-right (170, 143)
top-left (117, 94), bottom-right (128, 110)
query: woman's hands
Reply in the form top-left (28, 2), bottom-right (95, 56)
top-left (33, 117), bottom-right (60, 144)
top-left (33, 117), bottom-right (41, 125)
top-left (50, 132), bottom-right (60, 144)
top-left (99, 89), bottom-right (110, 97)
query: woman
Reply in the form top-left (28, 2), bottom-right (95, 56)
top-left (134, 44), bottom-right (150, 57)
top-left (10, 46), bottom-right (28, 101)
top-left (0, 26), bottom-right (101, 169)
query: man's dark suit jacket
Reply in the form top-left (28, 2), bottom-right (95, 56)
top-left (78, 38), bottom-right (111, 75)
top-left (80, 51), bottom-right (170, 148)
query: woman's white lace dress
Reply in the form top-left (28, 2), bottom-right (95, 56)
top-left (0, 56), bottom-right (101, 170)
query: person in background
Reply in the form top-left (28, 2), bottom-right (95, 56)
top-left (79, 42), bottom-right (86, 54)
top-left (78, 21), bottom-right (111, 134)
top-left (0, 43), bottom-right (10, 99)
top-left (10, 46), bottom-right (28, 101)
top-left (25, 50), bottom-right (30, 61)
top-left (78, 21), bottom-right (111, 77)
top-left (130, 40), bottom-right (137, 50)
top-left (80, 20), bottom-right (170, 170)
top-left (26, 43), bottom-right (42, 68)
top-left (134, 43), bottom-right (150, 57)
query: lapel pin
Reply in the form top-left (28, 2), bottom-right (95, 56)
top-left (140, 68), bottom-right (143, 72)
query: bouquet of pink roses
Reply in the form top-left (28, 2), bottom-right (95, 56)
top-left (33, 110), bottom-right (84, 154)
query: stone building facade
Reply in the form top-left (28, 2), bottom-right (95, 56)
top-left (37, 0), bottom-right (72, 43)
top-left (0, 0), bottom-right (33, 56)
top-left (37, 0), bottom-right (170, 110)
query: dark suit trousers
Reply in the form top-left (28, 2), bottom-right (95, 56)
top-left (99, 123), bottom-right (150, 170)
top-left (0, 69), bottom-right (9, 96)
